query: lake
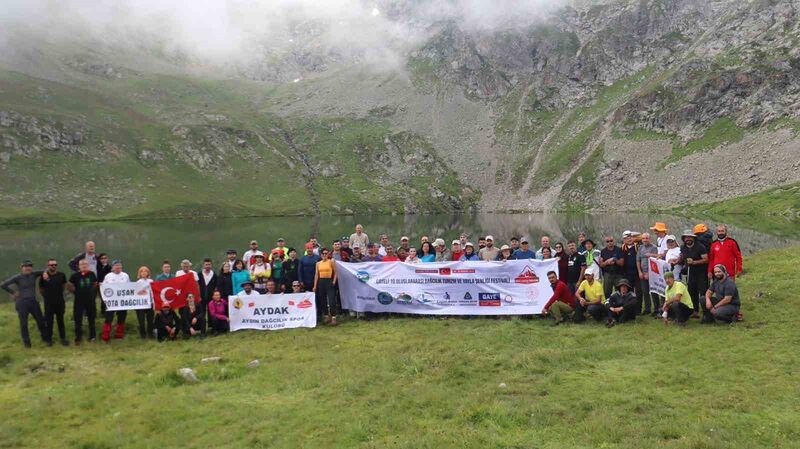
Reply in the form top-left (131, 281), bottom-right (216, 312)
top-left (0, 213), bottom-right (796, 279)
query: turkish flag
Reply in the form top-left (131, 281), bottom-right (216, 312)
top-left (151, 274), bottom-right (200, 310)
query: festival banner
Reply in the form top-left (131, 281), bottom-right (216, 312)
top-left (228, 292), bottom-right (317, 331)
top-left (336, 259), bottom-right (559, 315)
top-left (151, 274), bottom-right (201, 310)
top-left (648, 257), bottom-right (670, 297)
top-left (100, 280), bottom-right (153, 311)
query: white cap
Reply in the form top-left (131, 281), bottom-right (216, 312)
top-left (500, 245), bottom-right (510, 251)
top-left (433, 238), bottom-right (445, 247)
top-left (666, 234), bottom-right (677, 241)
top-left (622, 230), bottom-right (634, 237)
top-left (485, 235), bottom-right (494, 241)
top-left (452, 240), bottom-right (461, 245)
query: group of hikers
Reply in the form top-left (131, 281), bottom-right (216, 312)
top-left (2, 221), bottom-right (744, 347)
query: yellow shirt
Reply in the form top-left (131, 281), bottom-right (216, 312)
top-left (317, 260), bottom-right (335, 279)
top-left (577, 280), bottom-right (605, 303)
top-left (665, 281), bottom-right (693, 309)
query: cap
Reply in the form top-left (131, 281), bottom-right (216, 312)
top-left (500, 245), bottom-right (510, 251)
top-left (226, 249), bottom-right (237, 254)
top-left (341, 236), bottom-right (350, 242)
top-left (433, 238), bottom-right (445, 247)
top-left (520, 237), bottom-right (529, 244)
top-left (452, 240), bottom-right (461, 245)
top-left (693, 223), bottom-right (708, 235)
top-left (242, 281), bottom-right (254, 287)
top-left (665, 235), bottom-right (677, 242)
top-left (181, 259), bottom-right (191, 265)
top-left (111, 259), bottom-right (122, 266)
top-left (305, 242), bottom-right (314, 250)
top-left (21, 260), bottom-right (33, 267)
top-left (664, 271), bottom-right (675, 279)
top-left (681, 229), bottom-right (696, 239)
top-left (649, 222), bottom-right (668, 233)
top-left (277, 238), bottom-right (285, 242)
top-left (465, 242), bottom-right (474, 247)
top-left (271, 249), bottom-right (281, 255)
top-left (352, 243), bottom-right (362, 249)
top-left (622, 230), bottom-right (634, 238)
top-left (584, 270), bottom-right (595, 276)
top-left (250, 240), bottom-right (258, 245)
top-left (292, 280), bottom-right (302, 286)
top-left (485, 235), bottom-right (494, 241)
top-left (400, 236), bottom-right (409, 242)
top-left (254, 253), bottom-right (265, 259)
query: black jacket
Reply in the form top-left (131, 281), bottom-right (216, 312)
top-left (68, 253), bottom-right (101, 273)
top-left (606, 291), bottom-right (637, 309)
top-left (196, 270), bottom-right (218, 304)
top-left (217, 272), bottom-right (233, 299)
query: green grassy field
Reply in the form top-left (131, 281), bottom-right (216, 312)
top-left (0, 247), bottom-right (797, 448)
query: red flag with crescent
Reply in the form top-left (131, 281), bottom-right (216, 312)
top-left (151, 273), bottom-right (200, 310)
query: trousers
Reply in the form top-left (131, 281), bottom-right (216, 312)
top-left (73, 297), bottom-right (97, 341)
top-left (316, 278), bottom-right (337, 317)
top-left (16, 297), bottom-right (47, 345)
top-left (44, 296), bottom-right (66, 342)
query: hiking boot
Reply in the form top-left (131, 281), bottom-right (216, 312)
top-left (60, 339), bottom-right (69, 346)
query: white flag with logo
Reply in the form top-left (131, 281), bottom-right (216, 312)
top-left (100, 280), bottom-right (153, 311)
top-left (228, 292), bottom-right (317, 331)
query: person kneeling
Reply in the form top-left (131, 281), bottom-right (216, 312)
top-left (574, 271), bottom-right (606, 323)
top-left (207, 290), bottom-right (229, 335)
top-left (704, 264), bottom-right (741, 324)
top-left (605, 278), bottom-right (638, 327)
top-left (663, 271), bottom-right (693, 325)
top-left (155, 306), bottom-right (178, 342)
top-left (542, 271), bottom-right (575, 326)
top-left (181, 297), bottom-right (204, 338)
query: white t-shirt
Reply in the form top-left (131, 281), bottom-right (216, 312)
top-left (176, 269), bottom-right (199, 281)
top-left (657, 237), bottom-right (669, 257)
top-left (103, 272), bottom-right (130, 284)
top-left (84, 253), bottom-right (98, 275)
top-left (202, 270), bottom-right (214, 285)
top-left (237, 290), bottom-right (260, 298)
top-left (666, 247), bottom-right (682, 264)
top-left (378, 245), bottom-right (387, 257)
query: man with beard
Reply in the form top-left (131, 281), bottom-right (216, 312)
top-left (478, 235), bottom-right (500, 261)
top-left (636, 233), bottom-right (660, 316)
top-left (39, 258), bottom-right (69, 346)
top-left (707, 224), bottom-right (743, 280)
top-left (705, 264), bottom-right (741, 324)
top-left (542, 271), bottom-right (575, 325)
top-left (2, 260), bottom-right (48, 347)
top-left (565, 241), bottom-right (586, 294)
top-left (680, 229), bottom-right (709, 319)
top-left (605, 278), bottom-right (638, 327)
top-left (598, 236), bottom-right (624, 299)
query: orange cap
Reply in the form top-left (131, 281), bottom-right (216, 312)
top-left (649, 222), bottom-right (668, 233)
top-left (693, 224), bottom-right (708, 234)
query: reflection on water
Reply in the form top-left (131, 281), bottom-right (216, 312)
top-left (0, 213), bottom-right (796, 278)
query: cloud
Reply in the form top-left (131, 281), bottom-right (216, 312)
top-left (0, 0), bottom-right (567, 77)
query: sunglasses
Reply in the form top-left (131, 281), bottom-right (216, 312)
top-left (605, 240), bottom-right (614, 243)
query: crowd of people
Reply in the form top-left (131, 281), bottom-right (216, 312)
top-left (1, 221), bottom-right (744, 347)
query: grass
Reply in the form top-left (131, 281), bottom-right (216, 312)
top-left (660, 118), bottom-right (746, 167)
top-left (1, 247), bottom-right (798, 448)
top-left (560, 142), bottom-right (606, 207)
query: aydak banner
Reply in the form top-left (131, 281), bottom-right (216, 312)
top-left (228, 292), bottom-right (317, 332)
top-left (100, 280), bottom-right (153, 311)
top-left (648, 257), bottom-right (671, 297)
top-left (336, 259), bottom-right (559, 315)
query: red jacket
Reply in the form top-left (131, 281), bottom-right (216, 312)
top-left (707, 238), bottom-right (743, 278)
top-left (543, 281), bottom-right (576, 311)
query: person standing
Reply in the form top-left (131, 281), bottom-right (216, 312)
top-left (68, 241), bottom-right (99, 275)
top-left (478, 236), bottom-right (500, 261)
top-left (604, 278), bottom-right (638, 327)
top-left (231, 260), bottom-right (248, 295)
top-left (707, 225), bottom-right (743, 280)
top-left (554, 242), bottom-right (568, 281)
top-left (459, 243), bottom-right (480, 261)
top-left (680, 230), bottom-right (709, 318)
top-left (419, 242), bottom-right (436, 262)
top-left (636, 233), bottom-right (660, 316)
top-left (598, 236), bottom-right (624, 299)
top-left (399, 236), bottom-right (410, 252)
top-left (582, 239), bottom-right (601, 278)
top-left (134, 266), bottom-right (155, 339)
top-left (704, 264), bottom-right (741, 324)
top-left (217, 262), bottom-right (234, 299)
top-left (513, 237), bottom-right (536, 259)
top-left (314, 248), bottom-right (338, 326)
top-left (249, 254), bottom-right (271, 294)
top-left (101, 260), bottom-right (130, 342)
top-left (574, 271), bottom-right (606, 323)
top-left (510, 237), bottom-right (521, 253)
top-left (542, 271), bottom-right (575, 325)
top-left (270, 238), bottom-right (289, 263)
top-left (362, 244), bottom-right (384, 262)
top-left (197, 258), bottom-right (217, 334)
top-left (282, 249), bottom-right (300, 292)
top-left (39, 258), bottom-right (68, 346)
top-left (2, 260), bottom-right (48, 347)
top-left (434, 239), bottom-right (450, 262)
top-left (349, 224), bottom-right (370, 250)
top-left (224, 249), bottom-right (238, 269)
top-left (350, 245), bottom-right (365, 262)
top-left (405, 247), bottom-right (421, 263)
top-left (243, 240), bottom-right (264, 269)
top-left (496, 245), bottom-right (515, 261)
top-left (176, 259), bottom-right (199, 281)
top-left (96, 253), bottom-right (111, 315)
top-left (155, 260), bottom-right (174, 281)
top-left (565, 241), bottom-right (586, 294)
top-left (450, 241), bottom-right (464, 261)
top-left (299, 243), bottom-right (321, 291)
top-left (535, 236), bottom-right (552, 260)
top-left (649, 222), bottom-right (670, 259)
top-left (382, 245), bottom-right (400, 262)
top-left (378, 234), bottom-right (390, 257)
top-left (68, 259), bottom-right (98, 344)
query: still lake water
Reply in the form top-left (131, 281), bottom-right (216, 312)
top-left (0, 213), bottom-right (796, 280)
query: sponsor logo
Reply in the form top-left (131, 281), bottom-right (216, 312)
top-left (438, 268), bottom-right (451, 275)
top-left (377, 292), bottom-right (394, 305)
top-left (443, 292), bottom-right (451, 300)
top-left (103, 288), bottom-right (114, 298)
top-left (397, 293), bottom-right (413, 305)
top-left (136, 288), bottom-right (149, 296)
top-left (416, 293), bottom-right (434, 304)
top-left (297, 299), bottom-right (314, 309)
top-left (356, 271), bottom-right (370, 283)
top-left (233, 298), bottom-right (243, 309)
top-left (504, 295), bottom-right (513, 304)
top-left (414, 269), bottom-right (438, 274)
top-left (526, 286), bottom-right (540, 301)
top-left (478, 292), bottom-right (502, 307)
top-left (515, 266), bottom-right (540, 284)
top-left (453, 269), bottom-right (476, 274)
top-left (463, 292), bottom-right (472, 300)
top-left (248, 302), bottom-right (255, 308)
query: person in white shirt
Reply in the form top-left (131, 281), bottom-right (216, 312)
top-left (665, 235), bottom-right (683, 281)
top-left (405, 247), bottom-right (421, 263)
top-left (349, 224), bottom-right (369, 250)
top-left (176, 259), bottom-right (199, 281)
top-left (236, 281), bottom-right (259, 298)
top-left (378, 234), bottom-right (389, 257)
top-left (243, 240), bottom-right (265, 269)
top-left (650, 222), bottom-right (670, 259)
top-left (101, 260), bottom-right (130, 342)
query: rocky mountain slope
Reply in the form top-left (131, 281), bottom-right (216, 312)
top-left (1, 0), bottom-right (799, 221)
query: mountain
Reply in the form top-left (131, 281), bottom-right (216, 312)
top-left (1, 0), bottom-right (799, 222)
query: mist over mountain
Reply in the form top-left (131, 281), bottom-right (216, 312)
top-left (0, 0), bottom-right (798, 222)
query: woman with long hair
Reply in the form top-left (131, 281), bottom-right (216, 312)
top-left (231, 259), bottom-right (248, 295)
top-left (217, 261), bottom-right (233, 299)
top-left (419, 242), bottom-right (436, 262)
top-left (313, 248), bottom-right (338, 326)
top-left (405, 247), bottom-right (421, 263)
top-left (135, 266), bottom-right (155, 339)
top-left (554, 242), bottom-right (569, 281)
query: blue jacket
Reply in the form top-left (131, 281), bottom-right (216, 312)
top-left (459, 253), bottom-right (480, 261)
top-left (298, 254), bottom-right (321, 285)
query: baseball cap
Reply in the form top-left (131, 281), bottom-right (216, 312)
top-left (352, 243), bottom-right (362, 249)
top-left (465, 242), bottom-right (474, 247)
top-left (520, 237), bottom-right (529, 244)
top-left (226, 249), bottom-right (237, 254)
top-left (485, 235), bottom-right (494, 241)
top-left (341, 236), bottom-right (349, 242)
top-left (500, 245), bottom-right (510, 251)
top-left (433, 238), bottom-right (445, 247)
top-left (452, 240), bottom-right (461, 245)
top-left (21, 260), bottom-right (33, 267)
top-left (305, 242), bottom-right (314, 250)
top-left (400, 236), bottom-right (409, 242)
top-left (277, 238), bottom-right (285, 242)
top-left (112, 259), bottom-right (122, 266)
top-left (250, 240), bottom-right (258, 245)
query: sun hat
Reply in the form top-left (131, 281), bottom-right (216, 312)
top-left (681, 229), bottom-right (696, 239)
top-left (665, 235), bottom-right (677, 242)
top-left (501, 245), bottom-right (511, 251)
top-left (433, 238), bottom-right (445, 247)
top-left (650, 223), bottom-right (668, 233)
top-left (616, 278), bottom-right (632, 289)
top-left (693, 224), bottom-right (708, 235)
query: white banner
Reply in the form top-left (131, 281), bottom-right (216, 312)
top-left (228, 293), bottom-right (317, 331)
top-left (336, 259), bottom-right (559, 315)
top-left (100, 281), bottom-right (153, 311)
top-left (648, 257), bottom-right (670, 297)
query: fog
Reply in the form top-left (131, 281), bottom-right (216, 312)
top-left (0, 0), bottom-right (568, 74)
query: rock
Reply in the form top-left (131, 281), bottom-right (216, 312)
top-left (498, 382), bottom-right (507, 388)
top-left (247, 359), bottom-right (260, 369)
top-left (177, 367), bottom-right (199, 383)
top-left (201, 357), bottom-right (221, 364)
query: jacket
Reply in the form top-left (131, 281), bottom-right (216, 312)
top-left (459, 253), bottom-right (480, 261)
top-left (606, 291), bottom-right (637, 309)
top-left (208, 299), bottom-right (228, 321)
top-left (197, 270), bottom-right (218, 304)
top-left (543, 281), bottom-right (575, 310)
top-left (231, 270), bottom-right (250, 295)
top-left (299, 254), bottom-right (320, 285)
top-left (217, 272), bottom-right (233, 299)
top-left (708, 238), bottom-right (743, 278)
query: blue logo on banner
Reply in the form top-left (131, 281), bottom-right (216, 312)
top-left (463, 292), bottom-right (472, 300)
top-left (356, 271), bottom-right (370, 283)
top-left (478, 293), bottom-right (501, 300)
top-left (377, 292), bottom-right (393, 305)
top-left (444, 292), bottom-right (451, 300)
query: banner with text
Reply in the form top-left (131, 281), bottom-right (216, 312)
top-left (648, 257), bottom-right (671, 297)
top-left (336, 259), bottom-right (559, 315)
top-left (100, 281), bottom-right (153, 311)
top-left (228, 292), bottom-right (317, 332)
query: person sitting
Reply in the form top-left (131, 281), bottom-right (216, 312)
top-left (704, 264), bottom-right (741, 324)
top-left (574, 271), bottom-right (606, 323)
top-left (181, 295), bottom-right (204, 338)
top-left (605, 278), bottom-right (638, 327)
top-left (237, 281), bottom-right (259, 298)
top-left (542, 271), bottom-right (575, 326)
top-left (207, 289), bottom-right (229, 335)
top-left (154, 306), bottom-right (178, 342)
top-left (662, 271), bottom-right (693, 326)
